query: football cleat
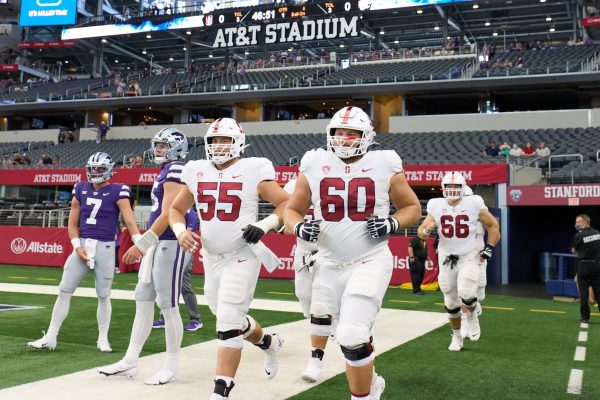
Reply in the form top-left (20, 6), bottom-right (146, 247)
top-left (370, 374), bottom-right (386, 400)
top-left (27, 332), bottom-right (57, 351)
top-left (97, 339), bottom-right (112, 353)
top-left (184, 320), bottom-right (203, 331)
top-left (467, 311), bottom-right (481, 341)
top-left (152, 319), bottom-right (165, 329)
top-left (301, 357), bottom-right (323, 383)
top-left (263, 333), bottom-right (283, 380)
top-left (97, 360), bottom-right (139, 378)
top-left (144, 368), bottom-right (176, 385)
top-left (448, 332), bottom-right (463, 352)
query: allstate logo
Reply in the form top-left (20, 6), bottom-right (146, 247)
top-left (11, 238), bottom-right (27, 255)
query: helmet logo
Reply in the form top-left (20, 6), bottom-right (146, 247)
top-left (341, 106), bottom-right (353, 124)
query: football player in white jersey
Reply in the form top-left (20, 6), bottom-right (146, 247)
top-left (460, 185), bottom-right (486, 338)
top-left (418, 172), bottom-right (500, 352)
top-left (283, 178), bottom-right (330, 383)
top-left (169, 118), bottom-right (289, 400)
top-left (284, 106), bottom-right (421, 400)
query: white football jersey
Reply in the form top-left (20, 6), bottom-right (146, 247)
top-left (426, 195), bottom-right (487, 256)
top-left (180, 157), bottom-right (275, 254)
top-left (284, 178), bottom-right (317, 254)
top-left (300, 148), bottom-right (403, 262)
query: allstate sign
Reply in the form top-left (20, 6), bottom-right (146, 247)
top-left (20, 0), bottom-right (77, 27)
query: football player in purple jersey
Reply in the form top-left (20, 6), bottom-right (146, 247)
top-left (98, 127), bottom-right (191, 386)
top-left (28, 152), bottom-right (140, 352)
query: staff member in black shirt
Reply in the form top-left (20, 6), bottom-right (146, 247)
top-left (571, 214), bottom-right (600, 323)
top-left (408, 236), bottom-right (430, 295)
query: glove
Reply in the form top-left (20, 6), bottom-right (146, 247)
top-left (294, 220), bottom-right (321, 243)
top-left (241, 224), bottom-right (266, 244)
top-left (366, 215), bottom-right (399, 239)
top-left (480, 243), bottom-right (495, 260)
top-left (299, 250), bottom-right (318, 273)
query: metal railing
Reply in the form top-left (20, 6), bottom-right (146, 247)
top-left (548, 153), bottom-right (583, 177)
top-left (596, 149), bottom-right (600, 162)
top-left (0, 208), bottom-right (70, 227)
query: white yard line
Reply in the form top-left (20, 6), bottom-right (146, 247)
top-left (574, 346), bottom-right (586, 362)
top-left (578, 331), bottom-right (588, 343)
top-left (566, 369), bottom-right (583, 395)
top-left (580, 322), bottom-right (589, 329)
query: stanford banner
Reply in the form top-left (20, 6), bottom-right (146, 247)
top-left (0, 164), bottom-right (506, 186)
top-left (507, 184), bottom-right (600, 206)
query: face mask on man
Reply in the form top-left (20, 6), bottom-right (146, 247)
top-left (575, 224), bottom-right (582, 232)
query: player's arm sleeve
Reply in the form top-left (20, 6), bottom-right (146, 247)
top-left (473, 195), bottom-right (488, 212)
top-left (72, 182), bottom-right (80, 202)
top-left (257, 158), bottom-right (276, 182)
top-left (283, 179), bottom-right (296, 195)
top-left (426, 199), bottom-right (434, 215)
top-left (119, 184), bottom-right (131, 200)
top-left (298, 149), bottom-right (317, 174)
top-left (179, 163), bottom-right (193, 190)
top-left (386, 150), bottom-right (404, 174)
top-left (165, 163), bottom-right (184, 184)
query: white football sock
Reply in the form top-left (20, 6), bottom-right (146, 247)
top-left (123, 300), bottom-right (154, 365)
top-left (162, 306), bottom-right (183, 371)
top-left (97, 296), bottom-right (112, 342)
top-left (46, 290), bottom-right (73, 338)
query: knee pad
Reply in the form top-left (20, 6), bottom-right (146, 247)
top-left (340, 341), bottom-right (374, 367)
top-left (445, 306), bottom-right (461, 319)
top-left (461, 297), bottom-right (478, 307)
top-left (216, 303), bottom-right (243, 333)
top-left (217, 329), bottom-right (244, 349)
top-left (335, 322), bottom-right (371, 348)
top-left (310, 315), bottom-right (332, 337)
top-left (97, 295), bottom-right (110, 303)
top-left (241, 315), bottom-right (257, 339)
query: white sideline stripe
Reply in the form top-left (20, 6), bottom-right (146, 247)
top-left (574, 346), bottom-right (586, 362)
top-left (580, 322), bottom-right (589, 329)
top-left (578, 331), bottom-right (588, 342)
top-left (0, 282), bottom-right (304, 313)
top-left (0, 308), bottom-right (447, 400)
top-left (567, 369), bottom-right (583, 395)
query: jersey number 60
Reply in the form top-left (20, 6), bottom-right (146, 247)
top-left (319, 177), bottom-right (375, 221)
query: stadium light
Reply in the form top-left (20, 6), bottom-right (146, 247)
top-left (546, 15), bottom-right (552, 21)
top-left (186, 30), bottom-right (192, 35)
top-left (417, 9), bottom-right (423, 14)
top-left (394, 38), bottom-right (399, 44)
top-left (169, 56), bottom-right (174, 61)
top-left (64, 60), bottom-right (69, 64)
top-left (540, 0), bottom-right (546, 2)
top-left (142, 49), bottom-right (147, 54)
top-left (492, 32), bottom-right (498, 36)
top-left (549, 27), bottom-right (555, 32)
top-left (183, 47), bottom-right (187, 51)
top-left (434, 25), bottom-right (440, 31)
top-left (114, 59), bottom-right (119, 63)
top-left (473, 3), bottom-right (479, 9)
top-left (485, 20), bottom-right (491, 26)
top-left (101, 38), bottom-right (107, 43)
top-left (208, 53), bottom-right (213, 58)
top-left (146, 33), bottom-right (151, 39)
top-left (380, 29), bottom-right (384, 35)
top-left (340, 43), bottom-right (344, 48)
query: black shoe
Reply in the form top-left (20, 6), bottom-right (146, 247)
top-left (580, 319), bottom-right (589, 324)
top-left (416, 290), bottom-right (426, 295)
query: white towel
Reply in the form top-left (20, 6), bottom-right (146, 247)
top-left (84, 239), bottom-right (97, 270)
top-left (248, 241), bottom-right (281, 273)
top-left (138, 245), bottom-right (156, 284)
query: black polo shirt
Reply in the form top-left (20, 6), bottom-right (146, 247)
top-left (409, 236), bottom-right (428, 261)
top-left (572, 227), bottom-right (600, 262)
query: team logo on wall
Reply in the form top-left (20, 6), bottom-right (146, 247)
top-left (510, 189), bottom-right (523, 203)
top-left (10, 238), bottom-right (27, 255)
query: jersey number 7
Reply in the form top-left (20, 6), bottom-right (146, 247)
top-left (320, 177), bottom-right (375, 222)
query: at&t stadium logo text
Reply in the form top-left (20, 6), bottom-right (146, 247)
top-left (10, 237), bottom-right (63, 255)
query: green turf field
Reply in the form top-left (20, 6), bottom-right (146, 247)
top-left (1, 264), bottom-right (599, 399)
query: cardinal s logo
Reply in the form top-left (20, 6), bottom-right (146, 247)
top-left (509, 189), bottom-right (522, 203)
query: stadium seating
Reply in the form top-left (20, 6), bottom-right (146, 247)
top-left (473, 45), bottom-right (600, 78)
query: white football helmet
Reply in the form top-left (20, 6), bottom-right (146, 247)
top-left (86, 152), bottom-right (114, 184)
top-left (150, 127), bottom-right (189, 165)
top-left (441, 172), bottom-right (466, 200)
top-left (326, 106), bottom-right (375, 159)
top-left (204, 118), bottom-right (248, 164)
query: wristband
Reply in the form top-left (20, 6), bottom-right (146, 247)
top-left (71, 238), bottom-right (81, 249)
top-left (135, 230), bottom-right (159, 253)
top-left (172, 222), bottom-right (187, 239)
top-left (132, 233), bottom-right (142, 244)
top-left (253, 214), bottom-right (280, 233)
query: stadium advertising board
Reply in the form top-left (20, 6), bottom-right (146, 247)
top-left (20, 0), bottom-right (77, 27)
top-left (0, 164), bottom-right (507, 186)
top-left (0, 64), bottom-right (18, 71)
top-left (507, 184), bottom-right (600, 206)
top-left (15, 227), bottom-right (438, 286)
top-left (19, 40), bottom-right (76, 48)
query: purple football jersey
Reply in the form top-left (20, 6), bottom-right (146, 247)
top-left (148, 161), bottom-right (185, 240)
top-left (185, 208), bottom-right (199, 232)
top-left (73, 182), bottom-right (130, 241)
